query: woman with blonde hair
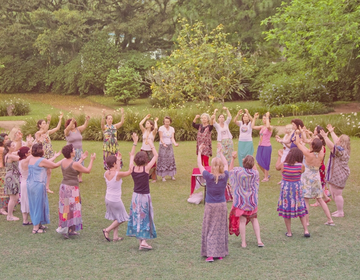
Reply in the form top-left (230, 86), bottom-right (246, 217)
top-left (193, 113), bottom-right (214, 167)
top-left (320, 124), bottom-right (350, 217)
top-left (139, 114), bottom-right (158, 182)
top-left (198, 143), bottom-right (229, 262)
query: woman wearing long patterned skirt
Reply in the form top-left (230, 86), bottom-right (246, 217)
top-left (0, 133), bottom-right (9, 216)
top-left (212, 107), bottom-right (233, 165)
top-left (127, 134), bottom-right (158, 250)
top-left (276, 148), bottom-right (309, 237)
top-left (198, 143), bottom-right (229, 262)
top-left (193, 113), bottom-right (213, 167)
top-left (101, 109), bottom-right (125, 170)
top-left (56, 144), bottom-right (95, 239)
top-left (157, 116), bottom-right (178, 181)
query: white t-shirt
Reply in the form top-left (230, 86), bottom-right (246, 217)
top-left (213, 117), bottom-right (233, 141)
top-left (237, 121), bottom-right (252, 141)
top-left (159, 125), bottom-right (175, 145)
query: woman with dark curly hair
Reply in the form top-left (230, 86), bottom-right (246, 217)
top-left (126, 133), bottom-right (158, 250)
top-left (27, 144), bottom-right (62, 234)
top-left (276, 147), bottom-right (309, 237)
top-left (35, 112), bottom-right (63, 193)
top-left (56, 144), bottom-right (95, 239)
top-left (65, 116), bottom-right (90, 182)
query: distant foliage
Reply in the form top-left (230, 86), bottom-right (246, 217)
top-left (105, 67), bottom-right (143, 105)
top-left (0, 98), bottom-right (31, 116)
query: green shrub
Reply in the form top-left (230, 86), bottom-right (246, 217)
top-left (0, 98), bottom-right (31, 116)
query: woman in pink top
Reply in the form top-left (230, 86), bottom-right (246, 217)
top-left (252, 112), bottom-right (273, 182)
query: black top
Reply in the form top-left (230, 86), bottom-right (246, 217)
top-left (131, 166), bottom-right (150, 194)
top-left (192, 122), bottom-right (213, 133)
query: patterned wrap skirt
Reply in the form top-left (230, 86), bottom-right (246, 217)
top-left (105, 198), bottom-right (129, 223)
top-left (126, 192), bottom-right (157, 240)
top-left (156, 144), bottom-right (176, 177)
top-left (216, 139), bottom-right (233, 166)
top-left (256, 145), bottom-right (272, 171)
top-left (74, 148), bottom-right (84, 166)
top-left (229, 206), bottom-right (258, 236)
top-left (277, 180), bottom-right (308, 218)
top-left (302, 165), bottom-right (323, 199)
top-left (238, 141), bottom-right (254, 167)
top-left (201, 202), bottom-right (228, 258)
top-left (56, 184), bottom-right (83, 235)
top-left (0, 167), bottom-right (9, 208)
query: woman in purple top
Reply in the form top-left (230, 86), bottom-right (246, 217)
top-left (64, 116), bottom-right (90, 182)
top-left (198, 143), bottom-right (229, 262)
top-left (252, 112), bottom-right (273, 182)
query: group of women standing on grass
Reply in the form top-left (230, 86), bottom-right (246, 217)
top-left (0, 106), bottom-right (351, 260)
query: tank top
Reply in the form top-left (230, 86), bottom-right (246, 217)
top-left (66, 128), bottom-right (83, 149)
top-left (104, 171), bottom-right (122, 202)
top-left (61, 162), bottom-right (79, 186)
top-left (131, 166), bottom-right (150, 194)
top-left (282, 163), bottom-right (302, 181)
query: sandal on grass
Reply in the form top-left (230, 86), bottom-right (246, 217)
top-left (69, 231), bottom-right (80, 236)
top-left (32, 229), bottom-right (46, 234)
top-left (324, 222), bottom-right (335, 226)
top-left (113, 237), bottom-right (124, 242)
top-left (22, 222), bottom-right (33, 226)
top-left (39, 225), bottom-right (48, 230)
top-left (139, 244), bottom-right (153, 250)
top-left (285, 232), bottom-right (292, 237)
top-left (102, 229), bottom-right (110, 242)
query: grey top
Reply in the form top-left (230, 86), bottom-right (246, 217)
top-left (66, 128), bottom-right (83, 149)
top-left (61, 162), bottom-right (80, 186)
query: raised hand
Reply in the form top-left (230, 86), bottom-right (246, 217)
top-left (81, 151), bottom-right (89, 160)
top-left (146, 114), bottom-right (151, 119)
top-left (46, 114), bottom-right (51, 122)
top-left (59, 112), bottom-right (63, 119)
top-left (90, 153), bottom-right (96, 160)
top-left (154, 117), bottom-right (158, 122)
top-left (132, 132), bottom-right (139, 144)
top-left (326, 124), bottom-right (334, 132)
top-left (120, 108), bottom-right (124, 114)
top-left (254, 112), bottom-right (259, 118)
top-left (222, 107), bottom-right (227, 110)
top-left (244, 109), bottom-right (249, 114)
top-left (195, 115), bottom-right (200, 119)
top-left (238, 109), bottom-right (243, 115)
top-left (85, 115), bottom-right (90, 121)
top-left (54, 151), bottom-right (62, 158)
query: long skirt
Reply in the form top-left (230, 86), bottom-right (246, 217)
top-left (238, 141), bottom-right (254, 167)
top-left (156, 144), bottom-right (176, 177)
top-left (20, 178), bottom-right (29, 213)
top-left (0, 167), bottom-right (9, 208)
top-left (217, 139), bottom-right (233, 166)
top-left (27, 181), bottom-right (50, 225)
top-left (105, 198), bottom-right (129, 223)
top-left (126, 192), bottom-right (157, 240)
top-left (256, 145), bottom-right (272, 171)
top-left (201, 202), bottom-right (228, 258)
top-left (56, 184), bottom-right (82, 235)
top-left (277, 180), bottom-right (308, 218)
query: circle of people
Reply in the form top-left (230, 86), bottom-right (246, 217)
top-left (0, 107), bottom-right (351, 258)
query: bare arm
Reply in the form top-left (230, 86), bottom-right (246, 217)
top-left (64, 118), bottom-right (76, 137)
top-left (327, 124), bottom-right (339, 144)
top-left (48, 112), bottom-right (63, 135)
top-left (193, 114), bottom-right (200, 123)
top-left (275, 149), bottom-right (284, 171)
top-left (73, 153), bottom-right (96, 173)
top-left (229, 151), bottom-right (237, 171)
top-left (38, 158), bottom-right (64, 169)
top-left (265, 111), bottom-right (271, 131)
top-left (130, 133), bottom-right (139, 158)
top-left (295, 133), bottom-right (311, 156)
top-left (114, 108), bottom-right (125, 129)
top-left (320, 130), bottom-right (335, 151)
top-left (101, 110), bottom-right (106, 131)
top-left (224, 107), bottom-right (231, 119)
top-left (139, 114), bottom-right (151, 133)
top-left (152, 117), bottom-right (158, 137)
top-left (197, 143), bottom-right (205, 174)
top-left (77, 116), bottom-right (90, 133)
top-left (233, 109), bottom-right (243, 124)
top-left (252, 113), bottom-right (262, 130)
top-left (48, 151), bottom-right (62, 162)
top-left (171, 130), bottom-right (178, 146)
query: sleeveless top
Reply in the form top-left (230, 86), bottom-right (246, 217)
top-left (131, 166), bottom-right (150, 194)
top-left (61, 162), bottom-right (79, 186)
top-left (27, 158), bottom-right (47, 185)
top-left (141, 132), bottom-right (155, 151)
top-left (66, 128), bottom-right (83, 149)
top-left (259, 126), bottom-right (271, 146)
top-left (282, 163), bottom-right (302, 181)
top-left (104, 171), bottom-right (122, 202)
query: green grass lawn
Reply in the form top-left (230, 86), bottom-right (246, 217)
top-left (1, 138), bottom-right (360, 279)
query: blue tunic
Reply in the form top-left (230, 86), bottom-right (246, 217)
top-left (27, 158), bottom-right (50, 226)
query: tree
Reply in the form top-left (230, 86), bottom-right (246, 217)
top-left (105, 67), bottom-right (143, 105)
top-left (262, 0), bottom-right (360, 100)
top-left (147, 20), bottom-right (253, 106)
